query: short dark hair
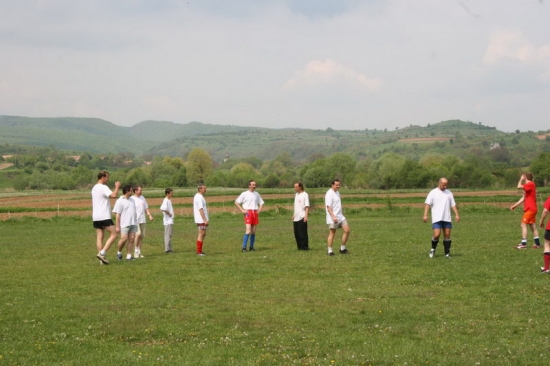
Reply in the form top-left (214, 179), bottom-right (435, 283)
top-left (122, 184), bottom-right (133, 194)
top-left (295, 182), bottom-right (304, 190)
top-left (197, 183), bottom-right (206, 191)
top-left (165, 188), bottom-right (173, 196)
top-left (525, 172), bottom-right (534, 181)
top-left (331, 179), bottom-right (340, 186)
top-left (97, 171), bottom-right (109, 180)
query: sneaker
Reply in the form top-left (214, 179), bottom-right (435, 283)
top-left (97, 253), bottom-right (109, 265)
top-left (242, 248), bottom-right (247, 252)
top-left (165, 250), bottom-right (174, 254)
top-left (429, 249), bottom-right (435, 258)
top-left (541, 267), bottom-right (549, 274)
top-left (117, 253), bottom-right (123, 260)
top-left (445, 254), bottom-right (451, 258)
top-left (126, 257), bottom-right (135, 261)
top-left (328, 252), bottom-right (335, 256)
top-left (515, 244), bottom-right (527, 249)
top-left (249, 247), bottom-right (255, 252)
top-left (139, 254), bottom-right (145, 258)
top-left (339, 249), bottom-right (349, 254)
top-left (532, 245), bottom-right (541, 249)
top-left (197, 253), bottom-right (206, 256)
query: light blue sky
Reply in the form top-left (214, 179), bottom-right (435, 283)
top-left (1, 0), bottom-right (549, 132)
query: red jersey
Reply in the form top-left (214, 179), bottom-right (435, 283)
top-left (544, 197), bottom-right (550, 230)
top-left (523, 181), bottom-right (537, 213)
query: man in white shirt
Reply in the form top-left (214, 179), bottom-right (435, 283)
top-left (130, 185), bottom-right (154, 258)
top-left (112, 184), bottom-right (138, 260)
top-left (235, 180), bottom-right (264, 252)
top-left (160, 188), bottom-right (175, 253)
top-left (292, 182), bottom-right (310, 251)
top-left (423, 177), bottom-right (460, 258)
top-left (93, 171), bottom-right (120, 265)
top-left (325, 179), bottom-right (351, 256)
top-left (193, 183), bottom-right (209, 256)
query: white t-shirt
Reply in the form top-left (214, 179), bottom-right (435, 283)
top-left (425, 188), bottom-right (456, 223)
top-left (130, 195), bottom-right (148, 224)
top-left (160, 197), bottom-right (174, 225)
top-left (193, 193), bottom-right (209, 224)
top-left (91, 183), bottom-right (113, 221)
top-left (235, 190), bottom-right (264, 210)
top-left (293, 191), bottom-right (310, 222)
top-left (325, 188), bottom-right (345, 224)
top-left (112, 196), bottom-right (137, 228)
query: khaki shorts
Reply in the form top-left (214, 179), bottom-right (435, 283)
top-left (121, 225), bottom-right (138, 234)
top-left (137, 223), bottom-right (147, 237)
top-left (328, 219), bottom-right (348, 230)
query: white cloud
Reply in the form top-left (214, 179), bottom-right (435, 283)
top-left (283, 59), bottom-right (383, 91)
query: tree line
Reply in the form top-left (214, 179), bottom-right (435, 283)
top-left (4, 144), bottom-right (550, 190)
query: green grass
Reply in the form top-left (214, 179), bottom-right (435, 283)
top-left (1, 207), bottom-right (549, 365)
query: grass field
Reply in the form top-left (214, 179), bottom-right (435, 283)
top-left (1, 203), bottom-right (549, 365)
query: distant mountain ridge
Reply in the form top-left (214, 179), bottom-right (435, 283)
top-left (2, 115), bottom-right (547, 164)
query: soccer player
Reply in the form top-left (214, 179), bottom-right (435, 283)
top-left (538, 195), bottom-right (550, 273)
top-left (235, 180), bottom-right (264, 252)
top-left (325, 179), bottom-right (351, 256)
top-left (112, 184), bottom-right (138, 260)
top-left (93, 171), bottom-right (120, 265)
top-left (130, 185), bottom-right (154, 258)
top-left (423, 177), bottom-right (460, 258)
top-left (510, 172), bottom-right (541, 249)
top-left (193, 183), bottom-right (209, 256)
top-left (160, 188), bottom-right (175, 253)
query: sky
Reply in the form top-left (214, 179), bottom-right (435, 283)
top-left (1, 0), bottom-right (549, 132)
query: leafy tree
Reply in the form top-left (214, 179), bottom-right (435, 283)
top-left (186, 148), bottom-right (213, 185)
top-left (531, 152), bottom-right (550, 186)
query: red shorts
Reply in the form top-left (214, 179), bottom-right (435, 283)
top-left (522, 211), bottom-right (537, 225)
top-left (244, 210), bottom-right (259, 225)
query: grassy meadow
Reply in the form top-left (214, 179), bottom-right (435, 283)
top-left (1, 200), bottom-right (549, 365)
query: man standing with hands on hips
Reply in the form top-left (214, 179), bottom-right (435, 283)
top-left (235, 180), bottom-right (264, 252)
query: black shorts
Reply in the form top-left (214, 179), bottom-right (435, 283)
top-left (93, 219), bottom-right (114, 229)
top-left (545, 229), bottom-right (550, 241)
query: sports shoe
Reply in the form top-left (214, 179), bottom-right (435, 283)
top-left (242, 248), bottom-right (247, 252)
top-left (117, 253), bottom-right (123, 260)
top-left (445, 254), bottom-right (451, 258)
top-left (328, 252), bottom-right (335, 256)
top-left (139, 254), bottom-right (145, 258)
top-left (541, 267), bottom-right (549, 274)
top-left (515, 244), bottom-right (527, 249)
top-left (197, 253), bottom-right (206, 256)
top-left (249, 247), bottom-right (255, 252)
top-left (126, 257), bottom-right (135, 261)
top-left (429, 249), bottom-right (435, 258)
top-left (339, 249), bottom-right (349, 254)
top-left (97, 253), bottom-right (109, 265)
top-left (532, 245), bottom-right (541, 249)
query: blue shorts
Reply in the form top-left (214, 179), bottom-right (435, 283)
top-left (432, 221), bottom-right (452, 230)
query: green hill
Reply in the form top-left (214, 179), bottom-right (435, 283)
top-left (1, 115), bottom-right (549, 164)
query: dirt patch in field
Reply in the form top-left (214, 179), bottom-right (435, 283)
top-left (0, 163), bottom-right (14, 170)
top-left (536, 134), bottom-right (550, 140)
top-left (0, 190), bottom-right (519, 221)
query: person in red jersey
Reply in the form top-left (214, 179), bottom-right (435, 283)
top-left (510, 172), bottom-right (541, 249)
top-left (538, 195), bottom-right (550, 273)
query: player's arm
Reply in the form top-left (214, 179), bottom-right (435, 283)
top-left (199, 208), bottom-right (208, 226)
top-left (540, 208), bottom-right (549, 229)
top-left (235, 200), bottom-right (246, 213)
top-left (452, 205), bottom-right (460, 223)
top-left (304, 206), bottom-right (310, 222)
top-left (327, 205), bottom-right (337, 222)
top-left (145, 207), bottom-right (154, 221)
top-left (510, 194), bottom-right (525, 211)
top-left (423, 204), bottom-right (430, 222)
top-left (115, 213), bottom-right (121, 233)
top-left (516, 174), bottom-right (526, 189)
top-left (109, 181), bottom-right (121, 198)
